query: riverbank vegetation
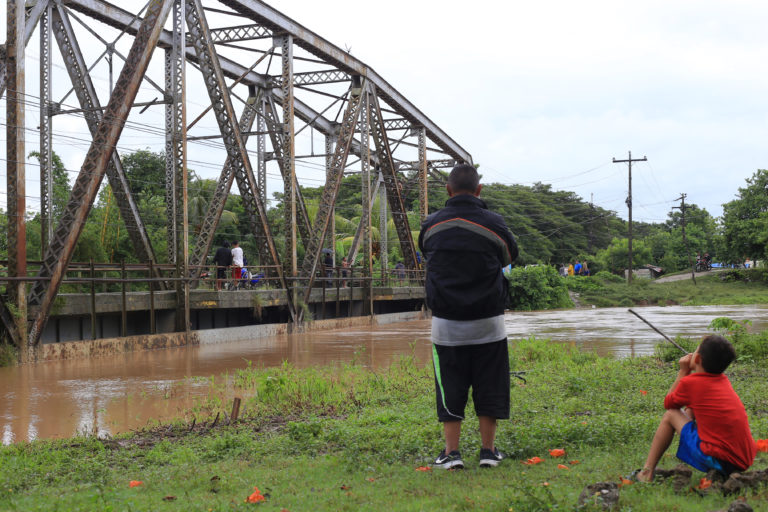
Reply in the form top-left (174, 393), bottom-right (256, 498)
top-left (506, 267), bottom-right (768, 311)
top-left (570, 269), bottom-right (768, 309)
top-left (2, 329), bottom-right (768, 511)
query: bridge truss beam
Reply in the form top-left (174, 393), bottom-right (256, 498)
top-left (1, 0), bottom-right (472, 347)
top-left (27, 0), bottom-right (174, 346)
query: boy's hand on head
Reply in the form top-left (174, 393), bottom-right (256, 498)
top-left (678, 353), bottom-right (693, 375)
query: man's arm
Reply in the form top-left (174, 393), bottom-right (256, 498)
top-left (494, 216), bottom-right (518, 265)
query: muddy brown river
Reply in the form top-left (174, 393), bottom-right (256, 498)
top-left (2, 305), bottom-right (767, 444)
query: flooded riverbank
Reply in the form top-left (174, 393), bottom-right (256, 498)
top-left (2, 304), bottom-right (767, 443)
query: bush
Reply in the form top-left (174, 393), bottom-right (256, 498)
top-left (653, 337), bottom-right (699, 362)
top-left (506, 265), bottom-right (573, 311)
top-left (719, 267), bottom-right (768, 284)
top-left (0, 343), bottom-right (16, 367)
top-left (708, 317), bottom-right (768, 362)
top-left (594, 270), bottom-right (624, 283)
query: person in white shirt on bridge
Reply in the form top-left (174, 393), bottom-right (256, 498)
top-left (231, 240), bottom-right (244, 280)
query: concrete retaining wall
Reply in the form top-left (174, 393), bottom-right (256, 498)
top-left (35, 311), bottom-right (427, 362)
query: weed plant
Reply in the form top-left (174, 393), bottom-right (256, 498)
top-left (507, 265), bottom-right (573, 311)
top-left (0, 342), bottom-right (16, 367)
top-left (2, 335), bottom-right (768, 511)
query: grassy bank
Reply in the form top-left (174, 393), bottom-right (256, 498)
top-left (2, 335), bottom-right (768, 511)
top-left (568, 270), bottom-right (768, 308)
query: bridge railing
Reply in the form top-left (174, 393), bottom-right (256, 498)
top-left (0, 260), bottom-right (426, 298)
top-left (0, 260), bottom-right (426, 343)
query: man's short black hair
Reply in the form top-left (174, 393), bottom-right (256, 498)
top-left (223, 241), bottom-right (230, 248)
top-left (448, 163), bottom-right (480, 193)
top-left (232, 240), bottom-right (239, 246)
top-left (698, 335), bottom-right (736, 374)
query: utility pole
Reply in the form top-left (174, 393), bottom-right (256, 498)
top-left (587, 193), bottom-right (595, 254)
top-left (613, 151), bottom-right (647, 284)
top-left (673, 193), bottom-right (696, 285)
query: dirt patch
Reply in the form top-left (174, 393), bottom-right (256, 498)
top-left (92, 413), bottom-right (340, 450)
top-left (653, 464), bottom-right (768, 496)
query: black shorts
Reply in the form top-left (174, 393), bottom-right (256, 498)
top-left (216, 268), bottom-right (227, 279)
top-left (432, 339), bottom-right (510, 422)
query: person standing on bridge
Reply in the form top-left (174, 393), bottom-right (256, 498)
top-left (212, 241), bottom-right (233, 291)
top-left (418, 163), bottom-right (518, 469)
top-left (231, 241), bottom-right (244, 281)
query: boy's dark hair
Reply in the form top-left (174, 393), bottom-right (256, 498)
top-left (448, 163), bottom-right (480, 193)
top-left (232, 240), bottom-right (239, 246)
top-left (698, 335), bottom-right (736, 374)
top-left (222, 241), bottom-right (230, 248)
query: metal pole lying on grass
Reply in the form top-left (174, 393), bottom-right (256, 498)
top-left (628, 308), bottom-right (689, 354)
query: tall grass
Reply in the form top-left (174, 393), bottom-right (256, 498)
top-left (2, 333), bottom-right (767, 511)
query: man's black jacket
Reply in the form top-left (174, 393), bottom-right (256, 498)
top-left (213, 246), bottom-right (233, 267)
top-left (418, 194), bottom-right (518, 321)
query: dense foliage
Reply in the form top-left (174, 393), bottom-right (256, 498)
top-left (721, 169), bottom-right (768, 264)
top-left (1, 151), bottom-right (766, 278)
top-left (506, 265), bottom-right (572, 311)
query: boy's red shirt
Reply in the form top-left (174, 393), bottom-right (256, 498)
top-left (664, 372), bottom-right (756, 470)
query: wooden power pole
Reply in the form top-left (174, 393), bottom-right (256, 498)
top-left (673, 193), bottom-right (696, 285)
top-left (613, 151), bottom-right (647, 284)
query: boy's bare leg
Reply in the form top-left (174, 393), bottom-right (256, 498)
top-left (637, 409), bottom-right (692, 482)
top-left (479, 416), bottom-right (497, 451)
top-left (444, 421), bottom-right (461, 453)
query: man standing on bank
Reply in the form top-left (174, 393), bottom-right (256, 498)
top-left (419, 163), bottom-right (518, 469)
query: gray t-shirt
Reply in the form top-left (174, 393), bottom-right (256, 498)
top-left (431, 314), bottom-right (506, 346)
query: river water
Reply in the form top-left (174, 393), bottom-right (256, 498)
top-left (2, 304), bottom-right (767, 444)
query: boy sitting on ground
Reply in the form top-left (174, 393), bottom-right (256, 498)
top-left (637, 335), bottom-right (756, 482)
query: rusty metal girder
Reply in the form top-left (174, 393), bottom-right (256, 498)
top-left (27, 0), bottom-right (173, 346)
top-left (50, 6), bottom-right (164, 285)
top-left (218, 0), bottom-right (472, 164)
top-left (188, 94), bottom-right (260, 277)
top-left (300, 88), bottom-right (364, 301)
top-left (7, 0), bottom-right (27, 353)
top-left (0, 0), bottom-right (49, 98)
top-left (418, 127), bottom-right (428, 221)
top-left (63, 1), bottom-right (340, 139)
top-left (347, 171), bottom-right (381, 267)
top-left (256, 95), bottom-right (267, 204)
top-left (0, 296), bottom-right (20, 347)
top-left (325, 134), bottom-right (336, 264)
top-left (61, 0), bottom-right (384, 171)
top-left (279, 35), bottom-right (298, 283)
top-left (203, 23), bottom-right (271, 43)
top-left (271, 69), bottom-right (350, 87)
top-left (39, 4), bottom-right (53, 254)
top-left (169, 0), bottom-right (189, 331)
top-left (399, 158), bottom-right (456, 171)
top-left (165, 0), bottom-right (186, 269)
top-left (164, 46), bottom-right (178, 264)
top-left (184, 0), bottom-right (295, 320)
top-left (262, 95), bottom-right (311, 247)
top-left (367, 88), bottom-right (419, 270)
top-left (383, 118), bottom-right (410, 131)
top-left (359, 89), bottom-right (373, 287)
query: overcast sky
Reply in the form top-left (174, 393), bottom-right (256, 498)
top-left (265, 0), bottom-right (768, 221)
top-left (2, 0), bottom-right (767, 223)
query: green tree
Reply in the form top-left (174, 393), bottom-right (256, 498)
top-left (721, 169), bottom-right (768, 262)
top-left (28, 150), bottom-right (71, 221)
top-left (595, 237), bottom-right (653, 275)
top-left (122, 149), bottom-right (166, 198)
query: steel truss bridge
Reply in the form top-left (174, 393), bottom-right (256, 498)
top-left (1, 0), bottom-right (471, 359)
